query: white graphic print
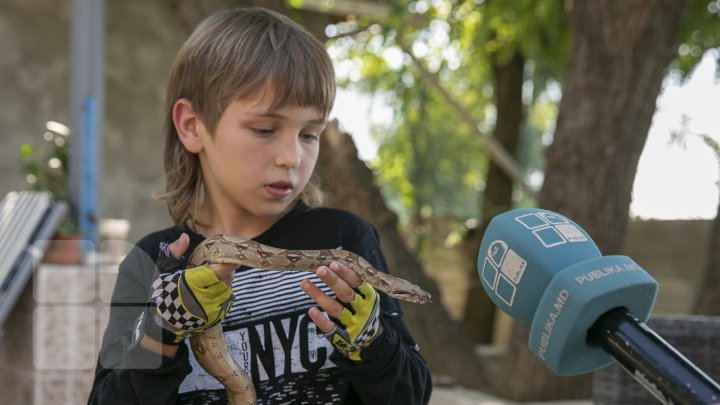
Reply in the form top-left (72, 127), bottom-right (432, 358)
top-left (482, 240), bottom-right (526, 306)
top-left (178, 268), bottom-right (340, 404)
top-left (515, 212), bottom-right (587, 248)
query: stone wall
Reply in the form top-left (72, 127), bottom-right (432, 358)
top-left (622, 218), bottom-right (712, 314)
top-left (0, 261), bottom-right (119, 404)
top-left (0, 0), bottom-right (337, 243)
top-left (0, 0), bottom-right (185, 243)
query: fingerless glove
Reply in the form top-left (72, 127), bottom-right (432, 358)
top-left (324, 282), bottom-right (383, 361)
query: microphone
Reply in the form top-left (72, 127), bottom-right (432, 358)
top-left (477, 208), bottom-right (720, 404)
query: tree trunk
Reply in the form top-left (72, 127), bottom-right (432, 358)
top-left (407, 83), bottom-right (430, 255)
top-left (462, 52), bottom-right (525, 344)
top-left (693, 198), bottom-right (720, 315)
top-left (541, 0), bottom-right (686, 254)
top-left (500, 0), bottom-right (687, 401)
top-left (318, 121), bottom-right (494, 389)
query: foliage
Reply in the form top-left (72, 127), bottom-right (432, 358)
top-left (19, 122), bottom-right (78, 235)
top-left (325, 7), bottom-right (490, 220)
top-left (701, 133), bottom-right (720, 156)
top-left (373, 83), bottom-right (486, 220)
top-left (474, 0), bottom-right (568, 96)
top-left (673, 0), bottom-right (720, 79)
top-left (516, 89), bottom-right (560, 204)
top-left (310, 0), bottom-right (717, 225)
top-left (320, 0), bottom-right (569, 223)
top-left (670, 114), bottom-right (720, 198)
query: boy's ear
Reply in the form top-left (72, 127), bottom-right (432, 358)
top-left (173, 98), bottom-right (204, 153)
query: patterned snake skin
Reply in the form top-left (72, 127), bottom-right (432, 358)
top-left (186, 235), bottom-right (432, 404)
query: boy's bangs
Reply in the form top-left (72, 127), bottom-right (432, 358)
top-left (263, 42), bottom-right (335, 116)
top-left (267, 70), bottom-right (334, 117)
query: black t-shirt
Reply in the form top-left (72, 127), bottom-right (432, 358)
top-left (89, 201), bottom-right (432, 405)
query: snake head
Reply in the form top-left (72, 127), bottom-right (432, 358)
top-left (386, 282), bottom-right (432, 304)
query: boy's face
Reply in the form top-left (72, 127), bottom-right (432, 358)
top-left (194, 91), bottom-right (326, 227)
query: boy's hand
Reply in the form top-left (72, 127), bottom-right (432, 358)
top-left (148, 264), bottom-right (235, 344)
top-left (301, 262), bottom-right (383, 361)
top-left (161, 233), bottom-right (236, 286)
top-left (136, 234), bottom-right (236, 346)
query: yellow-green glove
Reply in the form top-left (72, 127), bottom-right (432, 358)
top-left (325, 282), bottom-right (383, 361)
top-left (147, 265), bottom-right (234, 344)
top-left (131, 242), bottom-right (235, 348)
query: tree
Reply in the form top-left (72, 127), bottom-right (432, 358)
top-left (690, 134), bottom-right (720, 315)
top-left (500, 0), bottom-right (688, 400)
top-left (456, 0), bottom-right (568, 344)
top-left (460, 49), bottom-right (526, 344)
top-left (695, 194), bottom-right (720, 315)
top-left (675, 0), bottom-right (720, 316)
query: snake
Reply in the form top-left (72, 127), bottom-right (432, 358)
top-left (185, 234), bottom-right (432, 404)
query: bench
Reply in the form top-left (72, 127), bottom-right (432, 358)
top-left (0, 191), bottom-right (67, 332)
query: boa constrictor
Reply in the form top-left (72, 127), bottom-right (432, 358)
top-left (186, 235), bottom-right (432, 405)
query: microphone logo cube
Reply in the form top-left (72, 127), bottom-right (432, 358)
top-left (482, 240), bottom-right (527, 306)
top-left (488, 240), bottom-right (508, 267)
top-left (515, 212), bottom-right (588, 248)
top-left (496, 276), bottom-right (517, 307)
top-left (501, 249), bottom-right (527, 284)
top-left (555, 224), bottom-right (587, 243)
top-left (533, 227), bottom-right (567, 248)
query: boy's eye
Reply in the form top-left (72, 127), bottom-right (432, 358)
top-left (302, 133), bottom-right (320, 142)
top-left (252, 128), bottom-right (274, 136)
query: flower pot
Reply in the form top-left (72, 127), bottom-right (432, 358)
top-left (43, 233), bottom-right (84, 265)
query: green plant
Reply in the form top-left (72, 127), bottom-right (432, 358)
top-left (19, 121), bottom-right (79, 236)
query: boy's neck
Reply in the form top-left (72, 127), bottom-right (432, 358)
top-left (192, 200), bottom-right (293, 239)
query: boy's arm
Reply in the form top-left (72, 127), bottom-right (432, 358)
top-left (334, 224), bottom-right (433, 404)
top-left (88, 243), bottom-right (192, 405)
top-left (330, 293), bottom-right (433, 405)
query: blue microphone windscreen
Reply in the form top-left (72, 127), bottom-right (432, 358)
top-left (477, 208), bottom-right (602, 324)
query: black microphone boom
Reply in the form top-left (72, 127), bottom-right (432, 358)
top-left (588, 307), bottom-right (720, 405)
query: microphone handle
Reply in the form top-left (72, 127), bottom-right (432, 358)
top-left (588, 307), bottom-right (720, 405)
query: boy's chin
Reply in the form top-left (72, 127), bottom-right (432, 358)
top-left (253, 198), bottom-right (298, 217)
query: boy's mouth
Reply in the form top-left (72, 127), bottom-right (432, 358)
top-left (265, 181), bottom-right (294, 199)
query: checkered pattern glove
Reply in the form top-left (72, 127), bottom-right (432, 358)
top-left (147, 265), bottom-right (235, 344)
top-left (324, 282), bottom-right (383, 361)
top-left (137, 242), bottom-right (235, 346)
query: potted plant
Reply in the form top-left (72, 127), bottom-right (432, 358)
top-left (19, 121), bottom-right (83, 264)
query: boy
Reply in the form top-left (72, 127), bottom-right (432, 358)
top-left (89, 7), bottom-right (432, 404)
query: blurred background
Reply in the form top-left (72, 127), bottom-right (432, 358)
top-left (0, 0), bottom-right (719, 403)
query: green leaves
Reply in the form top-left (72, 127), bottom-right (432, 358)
top-left (327, 0), bottom-right (569, 221)
top-left (284, 0), bottom-right (304, 10)
top-left (674, 1), bottom-right (720, 78)
top-left (700, 133), bottom-right (720, 156)
top-left (18, 128), bottom-right (70, 203)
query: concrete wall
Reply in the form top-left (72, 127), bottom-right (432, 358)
top-left (0, 0), bottom-right (186, 243)
top-left (0, 0), bottom-right (70, 194)
top-left (0, 263), bottom-right (118, 404)
top-left (622, 218), bottom-right (712, 314)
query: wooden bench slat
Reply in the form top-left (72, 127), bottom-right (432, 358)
top-left (0, 192), bottom-right (52, 284)
top-left (0, 191), bottom-right (66, 329)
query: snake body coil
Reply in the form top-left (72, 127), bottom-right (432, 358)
top-left (186, 235), bottom-right (431, 404)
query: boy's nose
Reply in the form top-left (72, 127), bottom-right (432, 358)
top-left (274, 136), bottom-right (302, 168)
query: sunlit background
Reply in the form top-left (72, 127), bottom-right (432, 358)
top-left (331, 51), bottom-right (720, 220)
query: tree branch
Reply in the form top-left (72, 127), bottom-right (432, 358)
top-left (398, 40), bottom-right (537, 197)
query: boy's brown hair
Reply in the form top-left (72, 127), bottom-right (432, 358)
top-left (159, 7), bottom-right (335, 228)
